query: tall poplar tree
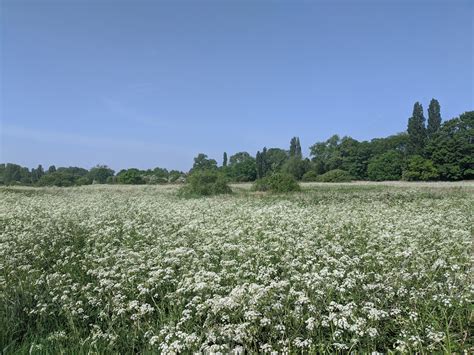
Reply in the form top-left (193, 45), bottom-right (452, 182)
top-left (223, 152), bottom-right (228, 167)
top-left (256, 151), bottom-right (262, 179)
top-left (289, 137), bottom-right (302, 158)
top-left (261, 147), bottom-right (269, 176)
top-left (427, 98), bottom-right (441, 137)
top-left (295, 137), bottom-right (302, 158)
top-left (407, 102), bottom-right (426, 155)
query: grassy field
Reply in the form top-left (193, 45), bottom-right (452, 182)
top-left (0, 183), bottom-right (472, 353)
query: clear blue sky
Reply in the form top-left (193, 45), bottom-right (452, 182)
top-left (1, 0), bottom-right (473, 171)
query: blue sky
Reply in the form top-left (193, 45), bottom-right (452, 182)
top-left (1, 0), bottom-right (472, 171)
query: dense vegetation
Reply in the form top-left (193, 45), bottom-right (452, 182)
top-left (1, 183), bottom-right (472, 353)
top-left (252, 173), bottom-right (301, 193)
top-left (178, 170), bottom-right (232, 197)
top-left (1, 100), bottom-right (473, 186)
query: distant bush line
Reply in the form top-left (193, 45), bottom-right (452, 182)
top-left (1, 100), bottom-right (473, 187)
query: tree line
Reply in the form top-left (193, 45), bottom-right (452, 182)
top-left (0, 164), bottom-right (185, 187)
top-left (1, 99), bottom-right (473, 186)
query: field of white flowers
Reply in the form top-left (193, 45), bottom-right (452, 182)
top-left (1, 183), bottom-right (472, 353)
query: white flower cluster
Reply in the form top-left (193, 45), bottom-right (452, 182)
top-left (0, 184), bottom-right (472, 353)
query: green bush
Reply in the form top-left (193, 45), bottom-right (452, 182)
top-left (316, 169), bottom-right (352, 182)
top-left (301, 171), bottom-right (319, 182)
top-left (402, 155), bottom-right (439, 181)
top-left (178, 170), bottom-right (232, 197)
top-left (253, 173), bottom-right (300, 193)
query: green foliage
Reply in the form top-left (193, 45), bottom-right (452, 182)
top-left (228, 152), bottom-right (256, 182)
top-left (88, 165), bottom-right (115, 184)
top-left (168, 170), bottom-right (184, 183)
top-left (310, 134), bottom-right (342, 173)
top-left (289, 137), bottom-right (302, 158)
top-left (30, 164), bottom-right (45, 183)
top-left (316, 169), bottom-right (352, 182)
top-left (369, 133), bottom-right (409, 157)
top-left (253, 173), bottom-right (300, 193)
top-left (265, 148), bottom-right (288, 174)
top-left (256, 151), bottom-right (263, 179)
top-left (367, 151), bottom-right (404, 181)
top-left (257, 147), bottom-right (277, 179)
top-left (191, 153), bottom-right (218, 172)
top-left (301, 170), bottom-right (319, 181)
top-left (142, 175), bottom-right (168, 184)
top-left (179, 170), bottom-right (232, 197)
top-left (116, 169), bottom-right (145, 184)
top-left (2, 163), bottom-right (31, 185)
top-left (426, 111), bottom-right (474, 180)
top-left (37, 167), bottom-right (90, 187)
top-left (222, 152), bottom-right (228, 167)
top-left (282, 157), bottom-right (310, 180)
top-left (1, 101), bottom-right (472, 185)
top-left (402, 155), bottom-right (439, 181)
top-left (407, 102), bottom-right (427, 155)
top-left (427, 98), bottom-right (442, 137)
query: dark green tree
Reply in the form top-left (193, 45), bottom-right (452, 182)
top-left (88, 165), bottom-right (115, 184)
top-left (116, 169), bottom-right (145, 184)
top-left (309, 134), bottom-right (342, 173)
top-left (31, 164), bottom-right (44, 183)
top-left (367, 151), bottom-right (404, 181)
top-left (370, 133), bottom-right (409, 156)
top-left (289, 137), bottom-right (302, 158)
top-left (339, 137), bottom-right (371, 180)
top-left (37, 166), bottom-right (89, 186)
top-left (402, 155), bottom-right (438, 181)
top-left (191, 153), bottom-right (218, 172)
top-left (427, 98), bottom-right (442, 137)
top-left (265, 147), bottom-right (287, 174)
top-left (3, 163), bottom-right (26, 184)
top-left (0, 164), bottom-right (5, 184)
top-left (256, 151), bottom-right (263, 179)
top-left (223, 152), bottom-right (228, 167)
top-left (256, 147), bottom-right (274, 178)
top-left (47, 165), bottom-right (56, 174)
top-left (426, 111), bottom-right (474, 180)
top-left (407, 102), bottom-right (426, 155)
top-left (229, 152), bottom-right (256, 181)
top-left (282, 157), bottom-right (310, 180)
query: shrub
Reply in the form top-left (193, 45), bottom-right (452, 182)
top-left (301, 171), bottom-right (319, 182)
top-left (402, 155), bottom-right (439, 181)
top-left (316, 169), bottom-right (352, 182)
top-left (178, 170), bottom-right (232, 197)
top-left (253, 173), bottom-right (300, 193)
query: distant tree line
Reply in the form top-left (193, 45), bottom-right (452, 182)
top-left (1, 100), bottom-right (473, 186)
top-left (0, 163), bottom-right (185, 187)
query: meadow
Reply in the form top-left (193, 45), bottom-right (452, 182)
top-left (0, 182), bottom-right (472, 353)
